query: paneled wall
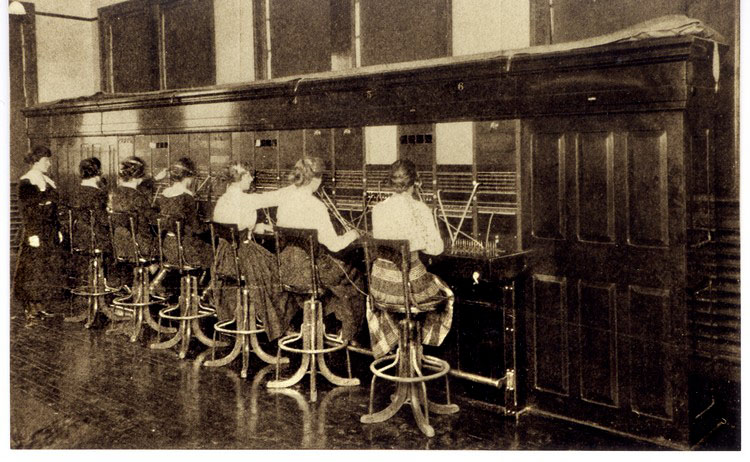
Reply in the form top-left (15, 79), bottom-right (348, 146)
top-left (529, 0), bottom-right (737, 199)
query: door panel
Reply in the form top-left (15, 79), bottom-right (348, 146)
top-left (522, 112), bottom-right (688, 442)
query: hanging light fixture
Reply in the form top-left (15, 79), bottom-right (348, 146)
top-left (9, 1), bottom-right (27, 15)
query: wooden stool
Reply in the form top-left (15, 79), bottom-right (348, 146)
top-left (65, 207), bottom-right (118, 328)
top-left (360, 238), bottom-right (459, 437)
top-left (108, 211), bottom-right (175, 342)
top-left (150, 216), bottom-right (225, 358)
top-left (266, 227), bottom-right (359, 402)
top-left (201, 223), bottom-right (287, 377)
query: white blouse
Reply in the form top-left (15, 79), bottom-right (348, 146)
top-left (371, 193), bottom-right (443, 256)
top-left (212, 184), bottom-right (262, 232)
top-left (257, 185), bottom-right (354, 253)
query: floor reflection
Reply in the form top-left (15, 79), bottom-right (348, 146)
top-left (8, 310), bottom-right (737, 450)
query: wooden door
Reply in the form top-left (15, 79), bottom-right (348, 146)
top-left (521, 112), bottom-right (691, 444)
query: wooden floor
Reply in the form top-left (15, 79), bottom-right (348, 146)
top-left (8, 300), bottom-right (740, 451)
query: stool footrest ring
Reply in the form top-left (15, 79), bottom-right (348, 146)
top-left (157, 304), bottom-right (216, 321)
top-left (213, 318), bottom-right (266, 336)
top-left (71, 285), bottom-right (118, 297)
top-left (277, 332), bottom-right (349, 355)
top-left (370, 353), bottom-right (451, 383)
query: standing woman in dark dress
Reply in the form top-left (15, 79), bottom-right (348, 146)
top-left (14, 146), bottom-right (68, 320)
top-left (151, 157), bottom-right (212, 290)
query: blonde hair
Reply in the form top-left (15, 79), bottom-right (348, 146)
top-left (288, 156), bottom-right (325, 187)
top-left (224, 162), bottom-right (253, 184)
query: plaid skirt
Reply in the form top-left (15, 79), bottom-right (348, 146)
top-left (366, 256), bottom-right (454, 358)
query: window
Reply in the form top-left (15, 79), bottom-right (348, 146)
top-left (99, 0), bottom-right (215, 92)
top-left (253, 0), bottom-right (354, 79)
top-left (359, 0), bottom-right (450, 66)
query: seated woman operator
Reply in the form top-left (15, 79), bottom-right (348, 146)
top-left (211, 162), bottom-right (287, 340)
top-left (367, 159), bottom-right (454, 358)
top-left (109, 156), bottom-right (162, 261)
top-left (69, 157), bottom-right (111, 290)
top-left (263, 156), bottom-right (365, 343)
top-left (150, 157), bottom-right (212, 293)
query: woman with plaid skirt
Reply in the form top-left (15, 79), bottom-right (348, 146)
top-left (367, 159), bottom-right (454, 358)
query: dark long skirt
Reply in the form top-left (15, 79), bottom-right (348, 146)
top-left (14, 239), bottom-right (69, 310)
top-left (162, 235), bottom-right (213, 269)
top-left (213, 239), bottom-right (289, 341)
top-left (279, 246), bottom-right (366, 342)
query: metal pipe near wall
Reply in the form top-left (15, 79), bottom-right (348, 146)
top-left (347, 344), bottom-right (506, 389)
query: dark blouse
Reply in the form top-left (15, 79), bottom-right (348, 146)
top-left (156, 193), bottom-right (204, 237)
top-left (110, 185), bottom-right (158, 258)
top-left (110, 185), bottom-right (158, 223)
top-left (156, 192), bottom-right (211, 267)
top-left (18, 179), bottom-right (62, 246)
top-left (71, 184), bottom-right (109, 249)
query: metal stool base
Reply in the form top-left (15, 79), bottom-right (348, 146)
top-left (267, 299), bottom-right (359, 402)
top-left (360, 318), bottom-right (459, 437)
top-left (202, 286), bottom-right (288, 378)
top-left (150, 273), bottom-right (225, 359)
top-left (110, 266), bottom-right (171, 342)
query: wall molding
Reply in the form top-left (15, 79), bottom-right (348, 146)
top-left (35, 11), bottom-right (97, 22)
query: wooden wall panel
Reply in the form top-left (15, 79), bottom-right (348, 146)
top-left (576, 132), bottom-right (614, 243)
top-left (304, 129), bottom-right (334, 166)
top-left (278, 130), bottom-right (304, 171)
top-left (209, 132), bottom-right (232, 172)
top-left (628, 285), bottom-right (674, 420)
top-left (188, 133), bottom-right (211, 177)
top-left (150, 134), bottom-right (170, 177)
top-left (103, 4), bottom-right (159, 93)
top-left (475, 120), bottom-right (516, 171)
top-left (626, 131), bottom-right (668, 247)
top-left (689, 129), bottom-right (710, 197)
top-left (531, 132), bottom-right (565, 239)
top-left (333, 128), bottom-right (364, 170)
top-left (532, 274), bottom-right (569, 396)
top-left (577, 281), bottom-right (618, 407)
top-left (133, 135), bottom-right (152, 174)
top-left (231, 132), bottom-right (254, 167)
